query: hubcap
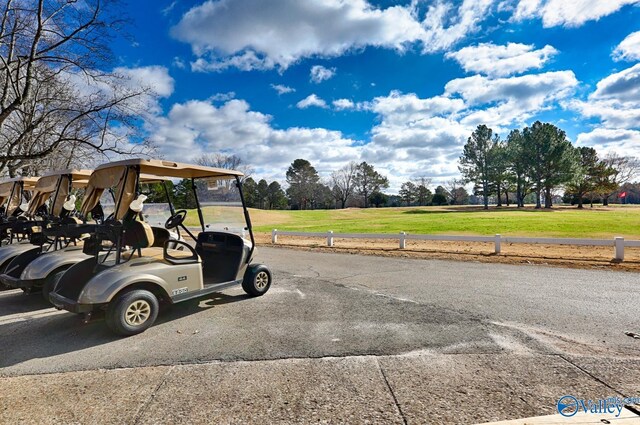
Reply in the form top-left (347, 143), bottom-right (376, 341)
top-left (125, 300), bottom-right (151, 326)
top-left (255, 271), bottom-right (269, 290)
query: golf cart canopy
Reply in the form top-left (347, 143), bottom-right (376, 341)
top-left (81, 159), bottom-right (244, 220)
top-left (26, 170), bottom-right (92, 217)
top-left (96, 158), bottom-right (244, 179)
top-left (0, 177), bottom-right (39, 216)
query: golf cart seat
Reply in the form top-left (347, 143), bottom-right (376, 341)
top-left (122, 220), bottom-right (155, 250)
top-left (150, 226), bottom-right (170, 248)
top-left (122, 221), bottom-right (196, 262)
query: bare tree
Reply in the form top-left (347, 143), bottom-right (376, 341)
top-left (330, 161), bottom-right (357, 208)
top-left (445, 178), bottom-right (466, 205)
top-left (196, 153), bottom-right (254, 181)
top-left (601, 153), bottom-right (640, 205)
top-left (0, 0), bottom-right (152, 176)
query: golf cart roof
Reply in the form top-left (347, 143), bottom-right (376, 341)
top-left (0, 177), bottom-right (39, 197)
top-left (94, 158), bottom-right (244, 179)
top-left (40, 169), bottom-right (93, 180)
top-left (0, 176), bottom-right (39, 188)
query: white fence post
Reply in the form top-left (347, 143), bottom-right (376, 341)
top-left (272, 229), bottom-right (278, 244)
top-left (615, 237), bottom-right (624, 261)
top-left (495, 234), bottom-right (501, 254)
top-left (327, 230), bottom-right (334, 247)
top-left (399, 232), bottom-right (406, 249)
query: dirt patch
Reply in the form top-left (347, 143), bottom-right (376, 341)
top-left (254, 232), bottom-right (640, 272)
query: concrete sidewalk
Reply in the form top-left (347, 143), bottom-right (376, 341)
top-left (2, 353), bottom-right (639, 424)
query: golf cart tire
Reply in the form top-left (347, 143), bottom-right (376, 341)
top-left (242, 264), bottom-right (272, 297)
top-left (42, 270), bottom-right (66, 303)
top-left (106, 289), bottom-right (159, 336)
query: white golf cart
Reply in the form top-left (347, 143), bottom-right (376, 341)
top-left (50, 159), bottom-right (272, 336)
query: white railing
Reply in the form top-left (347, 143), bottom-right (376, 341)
top-left (270, 229), bottom-right (637, 261)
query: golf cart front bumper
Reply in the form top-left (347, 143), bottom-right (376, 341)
top-left (0, 273), bottom-right (39, 289)
top-left (49, 292), bottom-right (95, 313)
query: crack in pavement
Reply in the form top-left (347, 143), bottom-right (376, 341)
top-left (376, 358), bottom-right (408, 425)
top-left (132, 365), bottom-right (175, 425)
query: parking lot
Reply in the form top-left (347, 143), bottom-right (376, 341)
top-left (1, 247), bottom-right (639, 423)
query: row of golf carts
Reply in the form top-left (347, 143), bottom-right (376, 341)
top-left (0, 159), bottom-right (272, 336)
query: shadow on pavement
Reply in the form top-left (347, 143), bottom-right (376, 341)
top-left (0, 289), bottom-right (52, 317)
top-left (0, 291), bottom-right (248, 370)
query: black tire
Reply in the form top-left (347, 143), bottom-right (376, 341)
top-left (106, 289), bottom-right (159, 336)
top-left (242, 264), bottom-right (272, 297)
top-left (42, 270), bottom-right (66, 303)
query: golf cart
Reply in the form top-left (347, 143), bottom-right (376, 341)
top-left (0, 170), bottom-right (93, 295)
top-left (0, 177), bottom-right (41, 276)
top-left (50, 159), bottom-right (271, 336)
top-left (0, 177), bottom-right (39, 245)
top-left (0, 169), bottom-right (176, 299)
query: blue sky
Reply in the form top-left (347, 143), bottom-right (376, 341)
top-left (109, 0), bottom-right (640, 190)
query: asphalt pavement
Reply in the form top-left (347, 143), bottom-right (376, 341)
top-left (0, 247), bottom-right (639, 423)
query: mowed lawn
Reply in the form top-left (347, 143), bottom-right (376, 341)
top-left (239, 205), bottom-right (640, 239)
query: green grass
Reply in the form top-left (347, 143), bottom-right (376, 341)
top-left (184, 205), bottom-right (640, 239)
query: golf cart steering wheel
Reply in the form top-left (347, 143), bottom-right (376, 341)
top-left (165, 210), bottom-right (187, 229)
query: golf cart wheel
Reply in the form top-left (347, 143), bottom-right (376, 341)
top-left (106, 289), bottom-right (159, 336)
top-left (242, 264), bottom-right (272, 297)
top-left (42, 270), bottom-right (66, 303)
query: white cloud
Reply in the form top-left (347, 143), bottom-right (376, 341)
top-left (356, 71), bottom-right (578, 186)
top-left (445, 42), bottom-right (558, 77)
top-left (570, 64), bottom-right (640, 130)
top-left (114, 65), bottom-right (174, 98)
top-left (310, 65), bottom-right (336, 83)
top-left (513, 0), bottom-right (640, 28)
top-left (162, 1), bottom-right (177, 16)
top-left (592, 63), bottom-right (640, 103)
top-left (296, 94), bottom-right (328, 109)
top-left (576, 128), bottom-right (640, 157)
top-left (172, 0), bottom-right (495, 71)
top-left (613, 31), bottom-right (640, 61)
top-left (208, 92), bottom-right (236, 102)
top-left (144, 70), bottom-right (581, 191)
top-left (271, 84), bottom-right (296, 95)
top-left (333, 99), bottom-right (356, 110)
top-left (172, 57), bottom-right (186, 69)
top-left (444, 71), bottom-right (577, 107)
top-left (420, 0), bottom-right (494, 53)
top-left (146, 99), bottom-right (359, 180)
top-left (570, 64), bottom-right (640, 159)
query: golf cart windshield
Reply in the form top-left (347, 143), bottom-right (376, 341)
top-left (141, 203), bottom-right (171, 228)
top-left (196, 177), bottom-right (248, 239)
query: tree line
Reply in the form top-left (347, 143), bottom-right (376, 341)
top-left (459, 122), bottom-right (638, 209)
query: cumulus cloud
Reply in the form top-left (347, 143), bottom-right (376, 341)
top-left (333, 99), bottom-right (356, 110)
top-left (357, 71), bottom-right (578, 184)
top-left (114, 65), bottom-right (175, 98)
top-left (146, 99), bottom-right (359, 180)
top-left (296, 94), bottom-right (328, 109)
top-left (145, 66), bottom-right (581, 191)
top-left (171, 0), bottom-right (494, 71)
top-left (592, 63), bottom-right (640, 103)
top-left (513, 0), bottom-right (640, 28)
top-left (271, 84), bottom-right (296, 95)
top-left (310, 65), bottom-right (336, 83)
top-left (444, 71), bottom-right (577, 107)
top-left (570, 64), bottom-right (640, 130)
top-left (445, 42), bottom-right (558, 77)
top-left (576, 128), bottom-right (640, 157)
top-left (613, 31), bottom-right (640, 61)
